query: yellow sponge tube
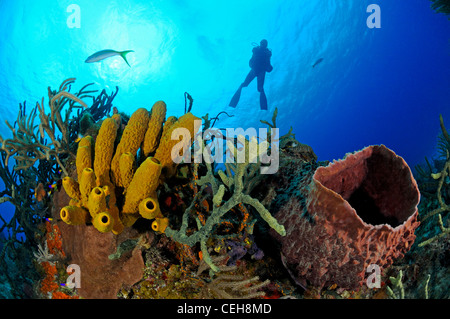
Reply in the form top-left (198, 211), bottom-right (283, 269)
top-left (122, 157), bottom-right (162, 214)
top-left (60, 206), bottom-right (89, 225)
top-left (120, 213), bottom-right (141, 228)
top-left (76, 136), bottom-right (94, 179)
top-left (119, 152), bottom-right (135, 190)
top-left (62, 176), bottom-right (81, 201)
top-left (94, 118), bottom-right (118, 186)
top-left (110, 108), bottom-right (150, 187)
top-left (108, 205), bottom-right (124, 235)
top-left (87, 187), bottom-right (107, 217)
top-left (154, 112), bottom-right (199, 177)
top-left (138, 197), bottom-right (162, 219)
top-left (79, 168), bottom-right (96, 207)
top-left (151, 217), bottom-right (169, 233)
top-left (92, 212), bottom-right (114, 233)
top-left (142, 101), bottom-right (166, 156)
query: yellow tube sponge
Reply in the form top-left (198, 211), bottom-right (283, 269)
top-left (102, 183), bottom-right (116, 206)
top-left (69, 198), bottom-right (82, 207)
top-left (112, 113), bottom-right (121, 127)
top-left (122, 157), bottom-right (162, 214)
top-left (62, 176), bottom-right (81, 201)
top-left (160, 116), bottom-right (177, 139)
top-left (94, 118), bottom-right (118, 186)
top-left (152, 217), bottom-right (169, 233)
top-left (154, 112), bottom-right (199, 176)
top-left (119, 152), bottom-right (135, 190)
top-left (79, 168), bottom-right (96, 207)
top-left (138, 197), bottom-right (162, 219)
top-left (120, 213), bottom-right (141, 228)
top-left (110, 108), bottom-right (150, 187)
top-left (87, 187), bottom-right (107, 217)
top-left (76, 136), bottom-right (94, 179)
top-left (142, 101), bottom-right (167, 156)
top-left (108, 205), bottom-right (124, 235)
top-left (92, 212), bottom-right (114, 233)
top-left (60, 206), bottom-right (89, 225)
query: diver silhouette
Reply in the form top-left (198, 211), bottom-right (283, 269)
top-left (229, 39), bottom-right (273, 110)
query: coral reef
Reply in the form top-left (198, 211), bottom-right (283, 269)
top-left (1, 78), bottom-right (446, 300)
top-left (271, 145), bottom-right (420, 290)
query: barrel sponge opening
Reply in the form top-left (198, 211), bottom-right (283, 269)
top-left (313, 145), bottom-right (420, 227)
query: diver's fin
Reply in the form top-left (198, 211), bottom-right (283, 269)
top-left (229, 87), bottom-right (242, 108)
top-left (119, 50), bottom-right (134, 67)
top-left (260, 91), bottom-right (268, 110)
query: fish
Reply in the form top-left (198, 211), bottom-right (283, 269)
top-left (312, 57), bottom-right (324, 68)
top-left (85, 49), bottom-right (134, 67)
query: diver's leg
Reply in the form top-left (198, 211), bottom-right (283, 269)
top-left (230, 70), bottom-right (256, 107)
top-left (260, 91), bottom-right (267, 110)
top-left (257, 73), bottom-right (267, 110)
top-left (242, 70), bottom-right (256, 87)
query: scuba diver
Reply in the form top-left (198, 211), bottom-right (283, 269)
top-left (229, 39), bottom-right (273, 110)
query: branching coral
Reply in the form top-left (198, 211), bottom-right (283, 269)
top-left (164, 136), bottom-right (285, 272)
top-left (0, 78), bottom-right (89, 175)
top-left (417, 114), bottom-right (450, 247)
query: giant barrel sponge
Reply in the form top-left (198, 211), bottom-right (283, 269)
top-left (272, 145), bottom-right (420, 289)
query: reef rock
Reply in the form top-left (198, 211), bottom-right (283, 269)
top-left (52, 186), bottom-right (146, 299)
top-left (270, 145), bottom-right (420, 289)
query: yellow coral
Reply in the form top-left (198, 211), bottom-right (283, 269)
top-left (119, 152), bottom-right (135, 190)
top-left (62, 176), bottom-right (81, 201)
top-left (76, 136), bottom-right (94, 179)
top-left (108, 205), bottom-right (124, 235)
top-left (142, 101), bottom-right (167, 156)
top-left (60, 206), bottom-right (89, 225)
top-left (60, 100), bottom-right (199, 236)
top-left (152, 217), bottom-right (169, 233)
top-left (92, 212), bottom-right (113, 233)
top-left (87, 187), bottom-right (107, 217)
top-left (138, 196), bottom-right (162, 219)
top-left (154, 112), bottom-right (199, 176)
top-left (110, 108), bottom-right (150, 187)
top-left (122, 157), bottom-right (162, 214)
top-left (160, 116), bottom-right (177, 143)
top-left (79, 168), bottom-right (96, 207)
top-left (120, 213), bottom-right (141, 228)
top-left (112, 113), bottom-right (121, 127)
top-left (94, 118), bottom-right (118, 186)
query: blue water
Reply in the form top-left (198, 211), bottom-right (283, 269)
top-left (0, 1), bottom-right (449, 234)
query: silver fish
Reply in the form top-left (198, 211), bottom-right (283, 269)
top-left (85, 49), bottom-right (134, 67)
